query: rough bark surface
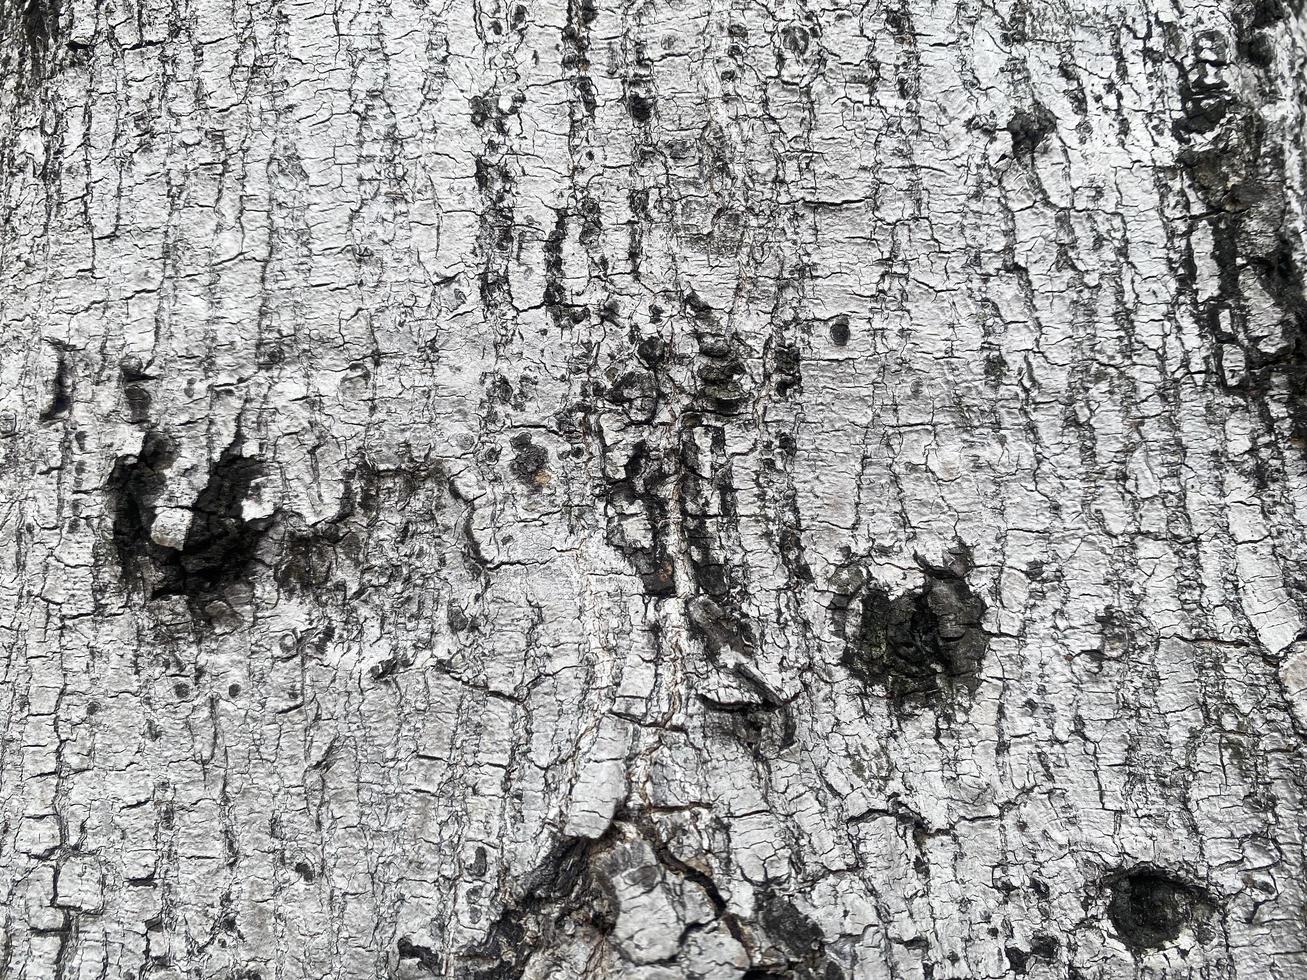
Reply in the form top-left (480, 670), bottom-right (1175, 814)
top-left (2, 0), bottom-right (1307, 978)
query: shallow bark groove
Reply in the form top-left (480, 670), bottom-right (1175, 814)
top-left (2, 0), bottom-right (1307, 978)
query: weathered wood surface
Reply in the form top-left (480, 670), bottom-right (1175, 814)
top-left (2, 0), bottom-right (1307, 976)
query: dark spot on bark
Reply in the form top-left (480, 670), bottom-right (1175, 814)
top-left (884, 5), bottom-right (912, 40)
top-left (1007, 103), bottom-right (1056, 157)
top-left (684, 289), bottom-right (716, 324)
top-left (39, 349), bottom-right (71, 422)
top-left (1234, 0), bottom-right (1290, 67)
top-left (693, 336), bottom-right (749, 413)
top-left (469, 846), bottom-right (488, 876)
top-left (485, 373), bottom-right (514, 406)
top-left (636, 336), bottom-right (665, 368)
top-left (603, 444), bottom-right (677, 598)
top-left (397, 938), bottom-right (442, 974)
top-left (152, 443), bottom-right (273, 612)
top-left (542, 208), bottom-right (567, 327)
top-left (7, 0), bottom-right (58, 81)
top-left (469, 94), bottom-right (495, 130)
top-left (1174, 35), bottom-right (1234, 137)
top-left (369, 654), bottom-right (411, 683)
top-left (1006, 935), bottom-right (1058, 975)
top-left (107, 431), bottom-right (178, 586)
top-left (781, 24), bottom-right (810, 56)
top-left (1105, 867), bottom-right (1216, 951)
top-left (983, 351), bottom-right (1008, 384)
top-left (751, 888), bottom-right (847, 979)
top-left (274, 526), bottom-right (341, 594)
top-left (474, 156), bottom-right (516, 310)
top-left (508, 433), bottom-right (549, 488)
top-left (462, 835), bottom-right (614, 980)
top-left (605, 369), bottom-right (657, 421)
top-left (627, 91), bottom-right (654, 122)
top-left (770, 341), bottom-right (801, 397)
top-left (447, 603), bottom-right (475, 633)
top-left (778, 525), bottom-right (814, 584)
top-left (838, 546), bottom-right (988, 710)
top-left (228, 683), bottom-right (241, 697)
top-left (120, 359), bottom-right (154, 424)
top-left (577, 196), bottom-right (602, 247)
top-left (1249, 235), bottom-right (1307, 440)
top-left (827, 315), bottom-right (850, 347)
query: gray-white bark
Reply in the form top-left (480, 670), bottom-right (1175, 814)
top-left (3, 0), bottom-right (1307, 977)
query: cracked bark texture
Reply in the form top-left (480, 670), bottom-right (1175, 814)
top-left (3, 0), bottom-right (1307, 977)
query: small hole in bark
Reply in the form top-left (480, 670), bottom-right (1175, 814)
top-left (828, 315), bottom-right (850, 347)
top-left (1105, 867), bottom-right (1216, 951)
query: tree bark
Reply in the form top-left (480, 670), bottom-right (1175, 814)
top-left (2, 0), bottom-right (1307, 977)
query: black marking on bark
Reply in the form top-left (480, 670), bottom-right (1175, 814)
top-left (687, 595), bottom-right (754, 658)
top-left (1104, 867), bottom-right (1217, 952)
top-left (838, 546), bottom-right (988, 711)
top-left (107, 431), bottom-right (178, 587)
top-left (3, 0), bottom-right (58, 81)
top-left (397, 938), bottom-right (442, 974)
top-left (561, 0), bottom-right (598, 119)
top-left (1173, 32), bottom-right (1235, 137)
top-left (691, 596), bottom-right (796, 748)
top-left (778, 524), bottom-right (814, 585)
top-left (603, 437), bottom-right (677, 598)
top-left (1006, 103), bottom-right (1055, 158)
top-left (275, 523), bottom-right (342, 595)
top-left (1234, 0), bottom-right (1294, 67)
top-left (769, 340), bottom-right (801, 398)
top-left (119, 359), bottom-right (154, 425)
top-left (604, 368), bottom-right (658, 422)
top-left (508, 432), bottom-right (549, 489)
top-left (626, 91), bottom-right (654, 122)
top-left (39, 348), bottom-right (71, 422)
top-left (153, 443), bottom-right (273, 611)
top-left (473, 156), bottom-right (516, 311)
top-left (1171, 17), bottom-right (1307, 449)
top-left (542, 208), bottom-right (568, 327)
top-left (1251, 235), bottom-right (1307, 440)
top-left (827, 315), bottom-right (850, 347)
top-left (684, 296), bottom-right (750, 413)
top-left (750, 888), bottom-right (847, 980)
top-left (369, 653), bottom-right (411, 683)
top-left (462, 835), bottom-right (614, 980)
top-left (1005, 934), bottom-right (1057, 974)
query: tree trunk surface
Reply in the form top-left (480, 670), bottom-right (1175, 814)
top-left (3, 0), bottom-right (1307, 977)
